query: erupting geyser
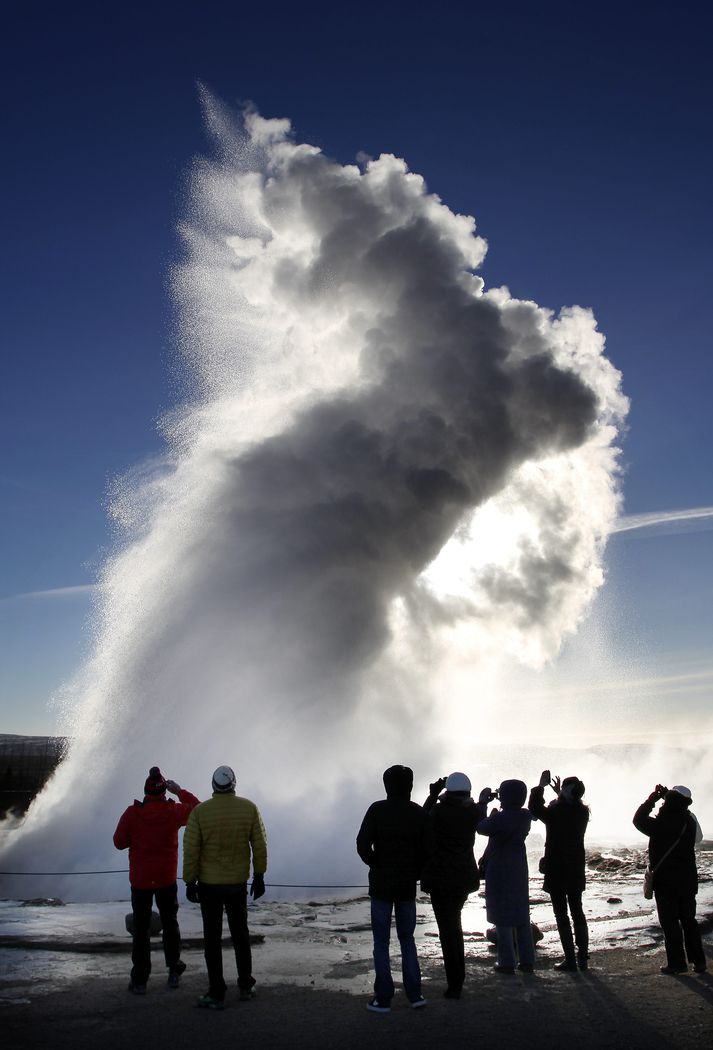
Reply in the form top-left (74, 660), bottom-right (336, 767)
top-left (0, 94), bottom-right (627, 899)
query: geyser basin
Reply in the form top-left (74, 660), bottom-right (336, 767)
top-left (0, 96), bottom-right (627, 901)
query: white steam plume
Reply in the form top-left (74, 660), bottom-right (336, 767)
top-left (0, 96), bottom-right (628, 899)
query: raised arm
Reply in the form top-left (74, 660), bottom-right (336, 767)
top-left (423, 776), bottom-right (447, 813)
top-left (633, 786), bottom-right (666, 836)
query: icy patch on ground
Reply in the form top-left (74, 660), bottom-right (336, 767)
top-left (2, 862), bottom-right (711, 1002)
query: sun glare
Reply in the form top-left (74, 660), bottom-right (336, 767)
top-left (420, 500), bottom-right (539, 600)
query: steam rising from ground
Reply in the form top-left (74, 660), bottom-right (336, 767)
top-left (1, 97), bottom-right (630, 898)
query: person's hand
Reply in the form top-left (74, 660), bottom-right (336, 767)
top-left (165, 779), bottom-right (180, 795)
top-left (656, 784), bottom-right (668, 799)
top-left (479, 787), bottom-right (495, 804)
top-left (429, 777), bottom-right (447, 797)
top-left (551, 775), bottom-right (561, 796)
top-left (250, 873), bottom-right (266, 900)
top-left (185, 881), bottom-right (200, 904)
top-left (539, 769), bottom-right (551, 789)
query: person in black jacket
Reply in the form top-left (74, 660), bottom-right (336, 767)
top-left (356, 765), bottom-right (429, 1011)
top-left (529, 770), bottom-right (589, 972)
top-left (421, 772), bottom-right (486, 998)
top-left (633, 783), bottom-right (706, 974)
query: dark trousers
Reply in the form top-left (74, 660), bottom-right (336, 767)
top-left (550, 890), bottom-right (588, 962)
top-left (654, 888), bottom-right (705, 970)
top-left (130, 883), bottom-right (182, 984)
top-left (431, 893), bottom-right (468, 992)
top-left (198, 882), bottom-right (254, 1001)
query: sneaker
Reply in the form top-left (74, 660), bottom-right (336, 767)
top-left (660, 965), bottom-right (687, 975)
top-left (517, 963), bottom-right (534, 973)
top-left (693, 963), bottom-right (707, 974)
top-left (443, 987), bottom-right (461, 999)
top-left (128, 980), bottom-right (147, 995)
top-left (168, 973), bottom-right (181, 989)
top-left (577, 952), bottom-right (589, 971)
top-left (367, 998), bottom-right (391, 1013)
top-left (410, 996), bottom-right (427, 1008)
top-left (554, 960), bottom-right (578, 972)
top-left (493, 964), bottom-right (515, 975)
top-left (239, 987), bottom-right (256, 1001)
top-left (196, 994), bottom-right (225, 1010)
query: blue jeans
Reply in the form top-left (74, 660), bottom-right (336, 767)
top-left (496, 923), bottom-right (535, 968)
top-left (370, 898), bottom-right (422, 1004)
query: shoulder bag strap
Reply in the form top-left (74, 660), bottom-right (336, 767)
top-left (651, 819), bottom-right (689, 875)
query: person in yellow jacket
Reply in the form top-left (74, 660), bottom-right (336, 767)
top-left (183, 765), bottom-right (268, 1010)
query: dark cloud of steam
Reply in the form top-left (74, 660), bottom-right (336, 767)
top-left (180, 124), bottom-right (605, 689)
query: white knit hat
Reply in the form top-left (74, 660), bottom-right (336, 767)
top-left (212, 765), bottom-right (236, 793)
top-left (446, 772), bottom-right (471, 793)
top-left (671, 785), bottom-right (692, 799)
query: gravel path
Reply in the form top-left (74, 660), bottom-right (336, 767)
top-left (3, 948), bottom-right (711, 1050)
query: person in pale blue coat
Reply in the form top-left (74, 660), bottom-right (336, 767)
top-left (477, 779), bottom-right (535, 974)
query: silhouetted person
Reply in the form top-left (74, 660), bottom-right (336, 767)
top-left (477, 779), bottom-right (535, 974)
top-left (356, 765), bottom-right (429, 1011)
top-left (182, 765), bottom-right (268, 1009)
top-left (633, 784), bottom-right (706, 974)
top-left (422, 772), bottom-right (486, 998)
top-left (113, 766), bottom-right (199, 993)
top-left (529, 770), bottom-right (589, 971)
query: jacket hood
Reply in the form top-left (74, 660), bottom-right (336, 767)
top-left (499, 779), bottom-right (527, 809)
top-left (383, 764), bottom-right (413, 798)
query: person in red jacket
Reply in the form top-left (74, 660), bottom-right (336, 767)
top-left (113, 766), bottom-right (199, 994)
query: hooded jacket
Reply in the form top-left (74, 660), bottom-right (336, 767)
top-left (356, 772), bottom-right (430, 902)
top-left (477, 780), bottom-right (531, 926)
top-left (113, 788), bottom-right (200, 890)
top-left (529, 785), bottom-right (589, 894)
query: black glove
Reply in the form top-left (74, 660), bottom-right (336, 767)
top-left (185, 881), bottom-right (200, 904)
top-left (429, 777), bottom-right (447, 797)
top-left (250, 873), bottom-right (265, 900)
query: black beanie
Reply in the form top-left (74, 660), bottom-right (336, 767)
top-left (144, 766), bottom-right (167, 796)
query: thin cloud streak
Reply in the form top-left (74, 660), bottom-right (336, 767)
top-left (614, 506), bottom-right (713, 534)
top-left (0, 584), bottom-right (95, 603)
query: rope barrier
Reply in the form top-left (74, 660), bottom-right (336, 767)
top-left (0, 870), bottom-right (368, 888)
top-left (0, 870), bottom-right (129, 876)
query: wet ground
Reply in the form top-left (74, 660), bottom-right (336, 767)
top-left (1, 852), bottom-right (711, 1048)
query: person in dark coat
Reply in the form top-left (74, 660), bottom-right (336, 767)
top-left (529, 769), bottom-right (589, 971)
top-left (356, 765), bottom-right (429, 1011)
top-left (477, 779), bottom-right (534, 974)
top-left (421, 772), bottom-right (487, 998)
top-left (633, 783), bottom-right (706, 974)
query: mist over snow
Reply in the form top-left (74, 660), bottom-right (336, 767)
top-left (0, 95), bottom-right (632, 900)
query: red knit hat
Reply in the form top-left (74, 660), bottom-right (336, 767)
top-left (144, 766), bottom-right (167, 796)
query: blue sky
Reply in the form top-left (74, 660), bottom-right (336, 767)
top-left (2, 1), bottom-right (712, 735)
